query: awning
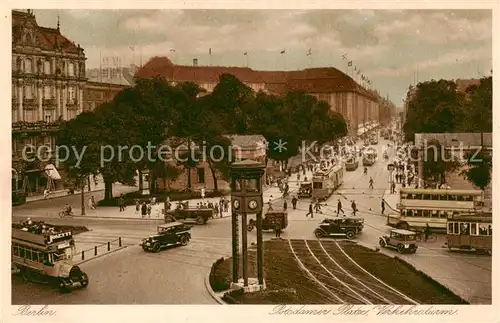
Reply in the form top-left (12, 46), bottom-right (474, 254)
top-left (44, 164), bottom-right (61, 180)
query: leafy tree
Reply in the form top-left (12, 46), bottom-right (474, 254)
top-left (461, 148), bottom-right (492, 191)
top-left (421, 139), bottom-right (460, 186)
top-left (461, 77), bottom-right (492, 132)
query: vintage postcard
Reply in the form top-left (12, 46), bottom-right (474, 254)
top-left (1, 1), bottom-right (498, 323)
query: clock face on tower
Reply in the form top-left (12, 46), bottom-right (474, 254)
top-left (248, 200), bottom-right (258, 210)
top-left (233, 200), bottom-right (240, 210)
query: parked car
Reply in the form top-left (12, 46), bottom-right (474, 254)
top-left (379, 229), bottom-right (418, 254)
top-left (247, 209), bottom-right (288, 232)
top-left (141, 222), bottom-right (192, 252)
top-left (314, 217), bottom-right (364, 240)
top-left (164, 207), bottom-right (213, 225)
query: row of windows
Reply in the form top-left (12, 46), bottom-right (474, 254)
top-left (12, 110), bottom-right (61, 124)
top-left (12, 243), bottom-right (50, 264)
top-left (401, 193), bottom-right (477, 202)
top-left (12, 136), bottom-right (56, 153)
top-left (13, 85), bottom-right (79, 101)
top-left (13, 57), bottom-right (79, 77)
top-left (402, 209), bottom-right (452, 218)
top-left (12, 243), bottom-right (73, 263)
top-left (447, 222), bottom-right (492, 236)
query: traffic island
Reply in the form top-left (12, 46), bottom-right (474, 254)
top-left (208, 239), bottom-right (468, 304)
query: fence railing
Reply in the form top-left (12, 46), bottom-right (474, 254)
top-left (78, 237), bottom-right (123, 261)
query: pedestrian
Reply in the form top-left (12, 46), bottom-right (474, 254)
top-left (147, 203), bottom-right (152, 217)
top-left (337, 199), bottom-right (344, 216)
top-left (391, 182), bottom-right (396, 194)
top-left (200, 187), bottom-right (205, 200)
top-left (214, 203), bottom-right (219, 218)
top-left (297, 173), bottom-right (300, 182)
top-left (291, 196), bottom-right (298, 210)
top-left (91, 196), bottom-right (96, 209)
top-left (363, 167), bottom-right (368, 175)
top-left (43, 188), bottom-right (50, 199)
top-left (135, 199), bottom-right (140, 214)
top-left (268, 197), bottom-right (273, 211)
top-left (381, 198), bottom-right (386, 215)
top-left (314, 200), bottom-right (322, 214)
top-left (88, 196), bottom-right (94, 211)
top-left (141, 202), bottom-right (147, 218)
top-left (275, 222), bottom-right (282, 239)
top-left (283, 200), bottom-right (288, 211)
top-left (369, 177), bottom-right (374, 189)
top-left (423, 224), bottom-right (431, 242)
top-left (351, 200), bottom-right (357, 216)
top-left (119, 195), bottom-right (125, 212)
top-left (306, 202), bottom-right (314, 218)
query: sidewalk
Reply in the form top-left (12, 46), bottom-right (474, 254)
top-left (74, 169), bottom-right (314, 221)
top-left (26, 175), bottom-right (107, 203)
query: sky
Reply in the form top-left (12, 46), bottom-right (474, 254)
top-left (29, 9), bottom-right (492, 106)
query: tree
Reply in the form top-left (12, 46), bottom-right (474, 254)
top-left (421, 139), bottom-right (460, 186)
top-left (403, 80), bottom-right (464, 142)
top-left (461, 77), bottom-right (492, 132)
top-left (461, 148), bottom-right (492, 191)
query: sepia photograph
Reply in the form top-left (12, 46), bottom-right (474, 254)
top-left (3, 2), bottom-right (497, 321)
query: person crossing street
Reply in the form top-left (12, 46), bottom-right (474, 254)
top-left (381, 198), bottom-right (386, 215)
top-left (337, 199), bottom-right (345, 216)
top-left (369, 177), bottom-right (374, 189)
top-left (351, 200), bottom-right (357, 216)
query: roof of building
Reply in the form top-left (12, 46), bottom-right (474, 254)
top-left (85, 81), bottom-right (130, 89)
top-left (135, 56), bottom-right (378, 100)
top-left (455, 78), bottom-right (481, 92)
top-left (12, 10), bottom-right (81, 54)
top-left (227, 134), bottom-right (266, 148)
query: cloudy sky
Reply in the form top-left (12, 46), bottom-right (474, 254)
top-left (30, 9), bottom-right (492, 105)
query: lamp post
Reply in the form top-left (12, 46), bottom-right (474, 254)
top-left (230, 159), bottom-right (265, 287)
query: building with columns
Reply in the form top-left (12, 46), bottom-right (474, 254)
top-left (11, 10), bottom-right (128, 197)
top-left (135, 56), bottom-right (381, 136)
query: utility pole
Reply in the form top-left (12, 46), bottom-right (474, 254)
top-left (80, 176), bottom-right (86, 216)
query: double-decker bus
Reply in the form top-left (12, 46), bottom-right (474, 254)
top-left (12, 221), bottom-right (89, 292)
top-left (386, 188), bottom-right (483, 230)
top-left (312, 164), bottom-right (344, 202)
top-left (446, 212), bottom-right (492, 255)
top-left (362, 147), bottom-right (377, 166)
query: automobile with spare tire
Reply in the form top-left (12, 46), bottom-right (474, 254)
top-left (141, 222), bottom-right (191, 252)
top-left (314, 217), bottom-right (364, 240)
top-left (379, 229), bottom-right (418, 254)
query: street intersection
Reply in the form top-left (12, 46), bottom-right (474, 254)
top-left (11, 139), bottom-right (492, 304)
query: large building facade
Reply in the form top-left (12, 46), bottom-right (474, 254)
top-left (11, 10), bottom-right (127, 196)
top-left (135, 57), bottom-right (381, 136)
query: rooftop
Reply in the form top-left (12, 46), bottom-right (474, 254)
top-left (135, 56), bottom-right (378, 100)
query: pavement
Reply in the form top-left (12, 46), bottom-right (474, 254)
top-left (11, 138), bottom-right (492, 304)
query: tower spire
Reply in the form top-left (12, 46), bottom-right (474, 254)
top-left (57, 15), bottom-right (60, 32)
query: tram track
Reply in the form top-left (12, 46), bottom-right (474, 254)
top-left (288, 238), bottom-right (419, 305)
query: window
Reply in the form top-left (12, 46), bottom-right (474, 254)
top-left (24, 84), bottom-right (34, 99)
top-left (448, 195), bottom-right (457, 201)
top-left (44, 60), bottom-right (51, 74)
top-left (24, 58), bottom-right (33, 73)
top-left (470, 223), bottom-right (478, 235)
top-left (422, 210), bottom-right (430, 217)
top-left (478, 223), bottom-right (489, 236)
top-left (452, 222), bottom-right (459, 234)
top-left (400, 193), bottom-right (407, 199)
top-left (464, 195), bottom-right (473, 202)
top-left (406, 194), bottom-right (413, 200)
top-left (197, 167), bottom-right (205, 184)
top-left (313, 182), bottom-right (323, 189)
top-left (44, 86), bottom-right (51, 99)
top-left (431, 194), bottom-right (440, 200)
top-left (460, 223), bottom-right (470, 235)
top-left (26, 249), bottom-right (32, 260)
top-left (12, 244), bottom-right (19, 256)
top-left (422, 194), bottom-right (431, 200)
top-left (439, 211), bottom-right (448, 218)
top-left (414, 210), bottom-right (422, 217)
top-left (448, 223), bottom-right (454, 234)
top-left (68, 62), bottom-right (74, 76)
top-left (68, 87), bottom-right (76, 103)
top-left (32, 252), bottom-right (39, 262)
top-left (431, 210), bottom-right (439, 218)
top-left (414, 194), bottom-right (422, 200)
top-left (406, 210), bottom-right (413, 217)
top-left (457, 195), bottom-right (465, 201)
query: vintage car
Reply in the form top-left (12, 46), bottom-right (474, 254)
top-left (297, 182), bottom-right (313, 198)
top-left (379, 229), bottom-right (418, 254)
top-left (164, 207), bottom-right (213, 225)
top-left (247, 209), bottom-right (288, 232)
top-left (141, 222), bottom-right (192, 252)
top-left (314, 217), bottom-right (364, 240)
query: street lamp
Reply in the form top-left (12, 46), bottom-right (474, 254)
top-left (230, 159), bottom-right (265, 288)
